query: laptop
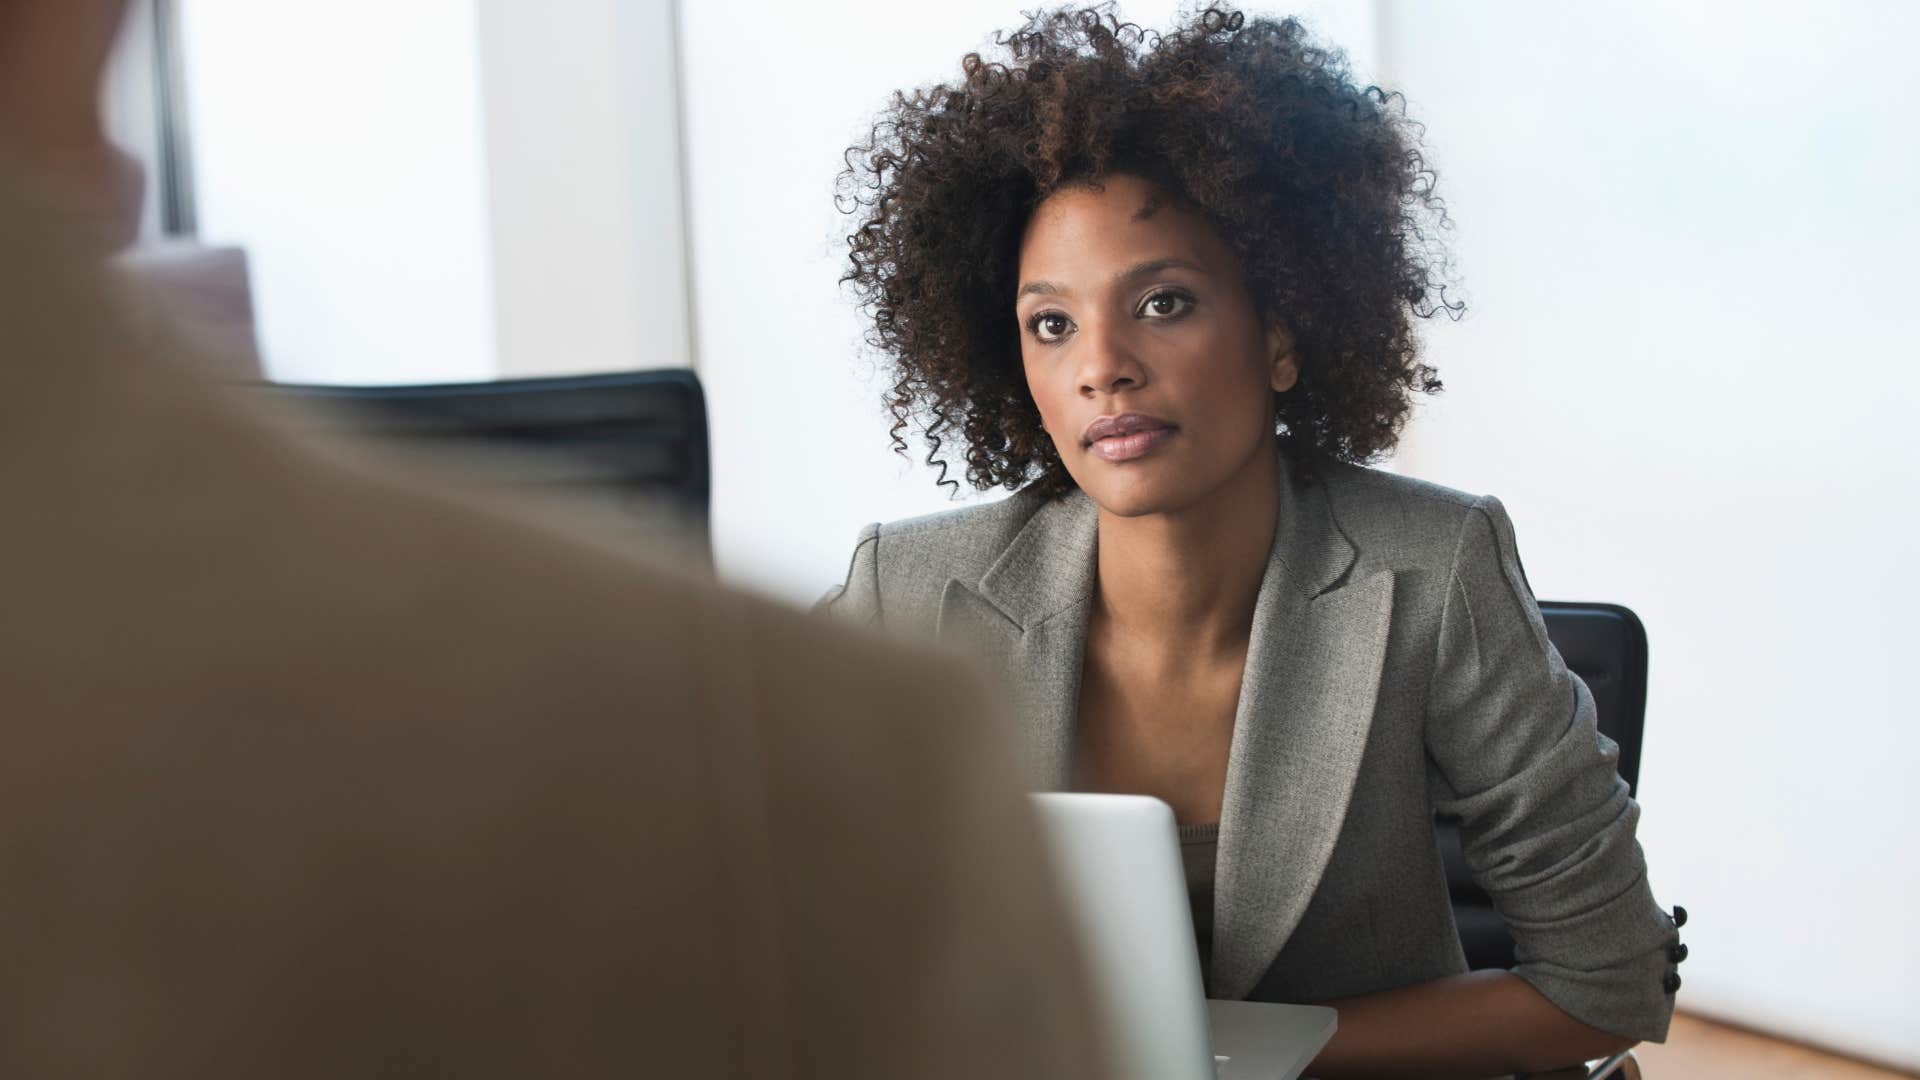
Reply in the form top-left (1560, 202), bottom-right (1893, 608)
top-left (1030, 793), bottom-right (1337, 1080)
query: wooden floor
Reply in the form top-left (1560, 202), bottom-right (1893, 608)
top-left (1631, 1013), bottom-right (1916, 1079)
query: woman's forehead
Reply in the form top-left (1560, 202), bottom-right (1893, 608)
top-left (1018, 178), bottom-right (1231, 294)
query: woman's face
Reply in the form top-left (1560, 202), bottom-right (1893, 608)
top-left (1015, 173), bottom-right (1297, 518)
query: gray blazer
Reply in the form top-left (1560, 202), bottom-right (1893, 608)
top-left (819, 451), bottom-right (1680, 1043)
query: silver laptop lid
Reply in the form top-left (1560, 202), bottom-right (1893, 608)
top-left (1030, 793), bottom-right (1217, 1080)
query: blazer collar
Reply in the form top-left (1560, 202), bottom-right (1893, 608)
top-left (958, 449), bottom-right (1359, 628)
top-left (938, 451), bottom-right (1394, 999)
top-left (935, 491), bottom-right (1097, 791)
top-left (972, 488), bottom-right (1101, 632)
top-left (1211, 520), bottom-right (1393, 998)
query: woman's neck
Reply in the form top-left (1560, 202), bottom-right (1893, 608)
top-left (1092, 445), bottom-right (1280, 660)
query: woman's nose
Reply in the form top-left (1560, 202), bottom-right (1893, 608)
top-left (1074, 320), bottom-right (1147, 397)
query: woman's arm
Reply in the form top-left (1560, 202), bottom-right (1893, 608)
top-left (1309, 969), bottom-right (1631, 1078)
top-left (1416, 496), bottom-right (1682, 1053)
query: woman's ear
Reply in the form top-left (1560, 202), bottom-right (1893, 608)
top-left (1265, 318), bottom-right (1300, 394)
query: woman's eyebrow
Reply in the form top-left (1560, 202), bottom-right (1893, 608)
top-left (1115, 256), bottom-right (1206, 284)
top-left (1017, 257), bottom-right (1207, 300)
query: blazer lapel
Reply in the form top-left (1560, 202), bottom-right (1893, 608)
top-left (931, 465), bottom-right (1394, 1001)
top-left (1210, 470), bottom-right (1395, 1001)
top-left (936, 492), bottom-right (1098, 790)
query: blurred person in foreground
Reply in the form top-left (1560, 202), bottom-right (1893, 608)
top-left (0, 2), bottom-right (1106, 1076)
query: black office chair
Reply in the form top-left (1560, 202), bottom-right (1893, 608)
top-left (1436, 601), bottom-right (1650, 972)
top-left (262, 370), bottom-right (711, 562)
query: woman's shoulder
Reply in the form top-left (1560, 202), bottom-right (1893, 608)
top-left (822, 487), bottom-right (1066, 622)
top-left (866, 487), bottom-right (1057, 576)
top-left (1314, 460), bottom-right (1503, 569)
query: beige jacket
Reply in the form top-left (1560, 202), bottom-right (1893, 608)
top-left (0, 167), bottom-right (1105, 1080)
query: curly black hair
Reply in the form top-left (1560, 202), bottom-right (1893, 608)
top-left (836, 4), bottom-right (1459, 496)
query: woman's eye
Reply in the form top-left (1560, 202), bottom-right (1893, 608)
top-left (1029, 312), bottom-right (1073, 343)
top-left (1139, 291), bottom-right (1194, 319)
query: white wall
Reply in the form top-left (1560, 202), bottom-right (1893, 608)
top-left (101, 2), bottom-right (164, 244)
top-left (179, 0), bottom-right (497, 384)
top-left (473, 0), bottom-right (691, 377)
top-left (177, 0), bottom-right (688, 385)
top-left (1380, 0), bottom-right (1920, 1068)
top-left (678, 1), bottom-right (1377, 605)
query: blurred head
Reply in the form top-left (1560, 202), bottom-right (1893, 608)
top-left (1016, 172), bottom-right (1295, 517)
top-left (839, 4), bottom-right (1456, 498)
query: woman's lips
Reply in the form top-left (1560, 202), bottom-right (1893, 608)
top-left (1088, 425), bottom-right (1176, 462)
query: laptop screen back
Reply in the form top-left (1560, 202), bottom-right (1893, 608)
top-left (1031, 793), bottom-right (1218, 1080)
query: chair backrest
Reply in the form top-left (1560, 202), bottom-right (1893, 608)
top-left (1439, 600), bottom-right (1649, 970)
top-left (1537, 601), bottom-right (1649, 796)
top-left (263, 370), bottom-right (711, 561)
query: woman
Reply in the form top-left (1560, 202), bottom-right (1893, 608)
top-left (822, 7), bottom-right (1683, 1076)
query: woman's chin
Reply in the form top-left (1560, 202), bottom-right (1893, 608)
top-left (1078, 473), bottom-right (1196, 519)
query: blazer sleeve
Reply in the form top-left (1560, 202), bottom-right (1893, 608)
top-left (1425, 495), bottom-right (1682, 1044)
top-left (814, 522), bottom-right (882, 624)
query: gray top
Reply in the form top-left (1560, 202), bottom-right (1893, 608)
top-left (817, 449), bottom-right (1681, 1043)
top-left (1179, 822), bottom-right (1220, 995)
